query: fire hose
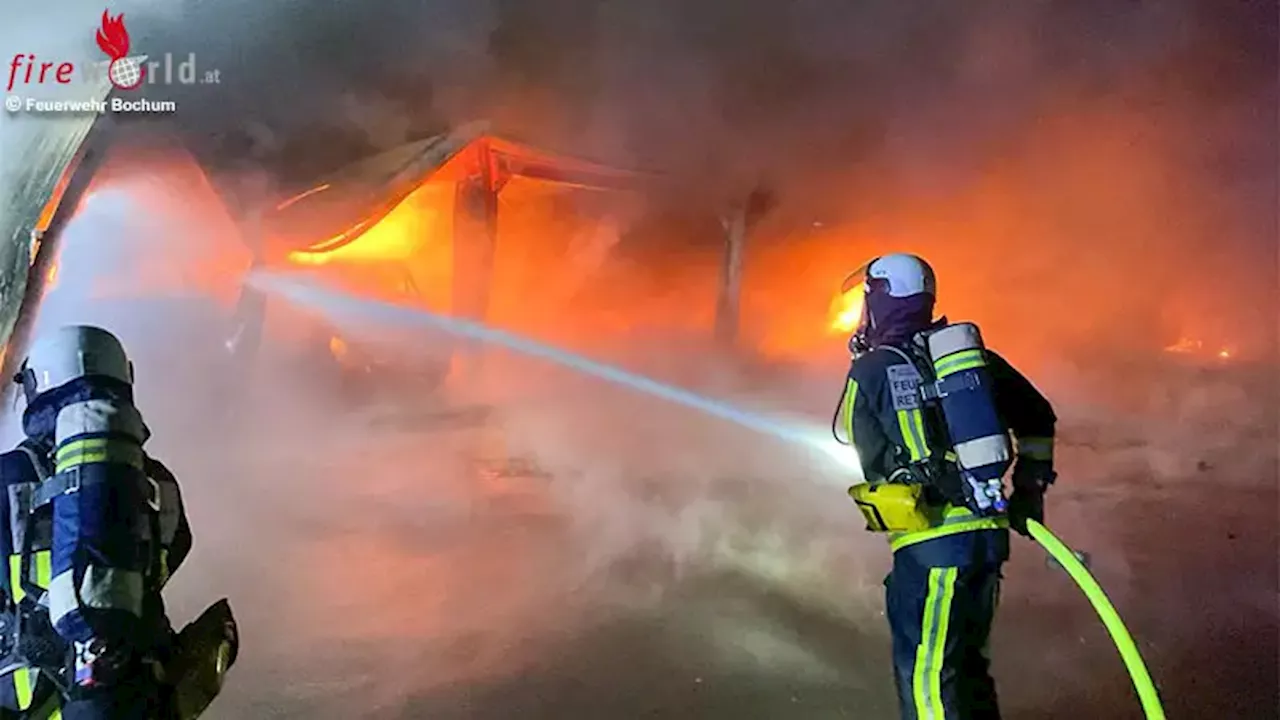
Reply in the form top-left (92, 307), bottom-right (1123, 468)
top-left (1026, 519), bottom-right (1166, 720)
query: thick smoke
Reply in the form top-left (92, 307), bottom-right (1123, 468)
top-left (12, 0), bottom-right (1277, 717)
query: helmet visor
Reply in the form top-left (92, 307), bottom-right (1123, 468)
top-left (831, 261), bottom-right (873, 334)
top-left (839, 260), bottom-right (873, 295)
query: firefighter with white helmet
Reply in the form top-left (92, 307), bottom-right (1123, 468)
top-left (832, 254), bottom-right (1057, 719)
top-left (0, 325), bottom-right (237, 719)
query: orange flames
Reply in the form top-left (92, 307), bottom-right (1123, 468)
top-left (328, 335), bottom-right (349, 362)
top-left (289, 203), bottom-right (439, 267)
top-left (1164, 337), bottom-right (1235, 362)
top-left (829, 285), bottom-right (864, 334)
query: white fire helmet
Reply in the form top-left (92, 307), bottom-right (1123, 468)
top-left (840, 253), bottom-right (938, 299)
top-left (15, 325), bottom-right (134, 401)
top-left (865, 253), bottom-right (936, 298)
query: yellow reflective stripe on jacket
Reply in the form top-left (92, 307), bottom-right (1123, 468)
top-left (840, 379), bottom-right (859, 445)
top-left (1017, 436), bottom-right (1054, 461)
top-left (888, 505), bottom-right (1008, 552)
top-left (8, 551), bottom-right (51, 711)
top-left (933, 349), bottom-right (985, 379)
top-left (896, 408), bottom-right (931, 461)
top-left (54, 437), bottom-right (143, 473)
top-left (913, 567), bottom-right (958, 720)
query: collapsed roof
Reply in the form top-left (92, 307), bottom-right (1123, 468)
top-left (258, 122), bottom-right (649, 260)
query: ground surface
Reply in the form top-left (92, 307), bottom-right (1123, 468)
top-left (139, 352), bottom-right (1277, 720)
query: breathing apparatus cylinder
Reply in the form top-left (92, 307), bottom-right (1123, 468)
top-left (48, 391), bottom-right (153, 648)
top-left (18, 326), bottom-right (156, 687)
top-left (923, 323), bottom-right (1011, 514)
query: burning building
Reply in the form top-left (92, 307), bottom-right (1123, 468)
top-left (233, 122), bottom-right (652, 400)
top-left (1, 112), bottom-right (772, 413)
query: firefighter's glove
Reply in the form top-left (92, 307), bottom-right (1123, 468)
top-left (1008, 459), bottom-right (1055, 537)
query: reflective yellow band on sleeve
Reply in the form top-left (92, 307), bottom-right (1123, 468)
top-left (933, 349), bottom-right (986, 379)
top-left (14, 668), bottom-right (33, 711)
top-left (841, 379), bottom-right (859, 445)
top-left (913, 566), bottom-right (958, 720)
top-left (897, 408), bottom-right (931, 461)
top-left (1017, 436), bottom-right (1055, 461)
top-left (8, 551), bottom-right (51, 711)
top-left (888, 505), bottom-right (1008, 552)
top-left (8, 550), bottom-right (51, 604)
top-left (8, 555), bottom-right (20, 606)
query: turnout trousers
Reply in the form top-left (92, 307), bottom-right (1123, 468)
top-left (886, 529), bottom-right (1006, 720)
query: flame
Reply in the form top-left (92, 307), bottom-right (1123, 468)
top-left (1164, 337), bottom-right (1203, 354)
top-left (829, 285), bottom-right (865, 334)
top-left (284, 181), bottom-right (455, 311)
top-left (96, 11), bottom-right (131, 60)
top-left (46, 262), bottom-right (58, 290)
top-left (1165, 337), bottom-right (1236, 361)
top-left (329, 335), bottom-right (349, 362)
top-left (289, 197), bottom-right (439, 267)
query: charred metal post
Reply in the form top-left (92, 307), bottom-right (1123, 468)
top-left (715, 204), bottom-right (747, 348)
top-left (714, 188), bottom-right (772, 349)
top-left (450, 139), bottom-right (505, 380)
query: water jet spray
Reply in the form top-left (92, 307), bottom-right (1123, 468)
top-left (247, 271), bottom-right (861, 481)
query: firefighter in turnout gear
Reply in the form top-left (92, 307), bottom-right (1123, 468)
top-left (832, 255), bottom-right (1057, 720)
top-left (0, 325), bottom-right (238, 719)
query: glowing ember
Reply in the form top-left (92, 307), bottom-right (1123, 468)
top-left (1217, 349), bottom-right (1232, 360)
top-left (829, 285), bottom-right (865, 334)
top-left (1165, 337), bottom-right (1203, 354)
top-left (276, 184), bottom-right (331, 212)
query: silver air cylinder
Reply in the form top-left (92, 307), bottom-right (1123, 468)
top-left (926, 322), bottom-right (1011, 512)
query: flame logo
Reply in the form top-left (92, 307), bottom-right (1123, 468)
top-left (95, 9), bottom-right (145, 90)
top-left (95, 10), bottom-right (130, 60)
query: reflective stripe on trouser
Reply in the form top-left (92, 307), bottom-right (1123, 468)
top-left (886, 551), bottom-right (1003, 720)
top-left (888, 505), bottom-right (1008, 553)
